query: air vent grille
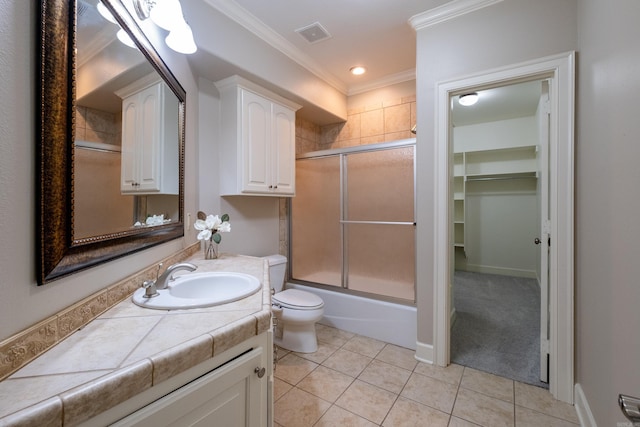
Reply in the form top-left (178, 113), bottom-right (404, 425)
top-left (295, 22), bottom-right (331, 44)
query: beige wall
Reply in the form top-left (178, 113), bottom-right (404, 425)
top-left (0, 0), bottom-right (199, 340)
top-left (576, 0), bottom-right (640, 423)
top-left (414, 0), bottom-right (577, 350)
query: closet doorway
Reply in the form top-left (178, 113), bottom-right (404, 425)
top-left (432, 52), bottom-right (575, 404)
top-left (449, 79), bottom-right (550, 387)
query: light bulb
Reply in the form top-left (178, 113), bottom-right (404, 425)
top-left (150, 0), bottom-right (184, 31)
top-left (458, 93), bottom-right (479, 106)
top-left (97, 2), bottom-right (117, 24)
top-left (165, 22), bottom-right (197, 54)
top-left (117, 29), bottom-right (137, 48)
top-left (350, 66), bottom-right (367, 76)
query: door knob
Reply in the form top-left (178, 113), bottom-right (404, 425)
top-left (534, 238), bottom-right (541, 245)
top-left (254, 367), bottom-right (266, 378)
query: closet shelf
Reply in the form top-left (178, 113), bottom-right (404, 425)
top-left (465, 171), bottom-right (538, 182)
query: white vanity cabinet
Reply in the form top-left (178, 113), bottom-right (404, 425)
top-left (215, 76), bottom-right (301, 196)
top-left (116, 75), bottom-right (179, 195)
top-left (84, 332), bottom-right (272, 427)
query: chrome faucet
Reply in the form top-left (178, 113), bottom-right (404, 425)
top-left (155, 262), bottom-right (197, 290)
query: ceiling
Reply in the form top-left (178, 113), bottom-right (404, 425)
top-left (194, 0), bottom-right (450, 95)
top-left (76, 0), bottom-right (544, 125)
top-left (452, 80), bottom-right (544, 127)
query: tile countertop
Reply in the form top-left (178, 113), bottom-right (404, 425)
top-left (0, 254), bottom-right (272, 426)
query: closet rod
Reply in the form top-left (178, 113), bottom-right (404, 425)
top-left (466, 175), bottom-right (537, 182)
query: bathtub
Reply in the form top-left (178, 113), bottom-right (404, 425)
top-left (288, 282), bottom-right (417, 350)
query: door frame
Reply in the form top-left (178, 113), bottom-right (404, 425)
top-left (432, 52), bottom-right (575, 403)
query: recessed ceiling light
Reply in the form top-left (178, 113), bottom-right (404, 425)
top-left (350, 66), bottom-right (366, 76)
top-left (459, 92), bottom-right (479, 106)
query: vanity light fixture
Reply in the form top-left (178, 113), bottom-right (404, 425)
top-left (98, 0), bottom-right (198, 54)
top-left (350, 66), bottom-right (367, 76)
top-left (458, 92), bottom-right (479, 106)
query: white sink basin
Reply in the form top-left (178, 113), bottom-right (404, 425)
top-left (132, 272), bottom-right (262, 310)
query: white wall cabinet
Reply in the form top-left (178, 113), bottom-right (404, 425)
top-left (216, 76), bottom-right (301, 197)
top-left (117, 75), bottom-right (179, 195)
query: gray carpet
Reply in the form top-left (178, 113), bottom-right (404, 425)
top-left (451, 271), bottom-right (549, 388)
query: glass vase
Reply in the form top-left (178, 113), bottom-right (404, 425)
top-left (204, 238), bottom-right (218, 260)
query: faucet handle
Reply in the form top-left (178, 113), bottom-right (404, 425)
top-left (141, 280), bottom-right (159, 298)
top-left (156, 263), bottom-right (163, 281)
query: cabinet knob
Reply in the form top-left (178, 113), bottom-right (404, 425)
top-left (254, 366), bottom-right (266, 378)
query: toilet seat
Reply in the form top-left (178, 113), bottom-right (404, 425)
top-left (272, 289), bottom-right (324, 310)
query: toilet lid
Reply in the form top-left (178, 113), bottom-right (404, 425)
top-left (273, 289), bottom-right (324, 310)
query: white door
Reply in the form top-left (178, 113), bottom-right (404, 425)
top-left (537, 81), bottom-right (551, 383)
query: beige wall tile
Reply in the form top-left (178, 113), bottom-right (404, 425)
top-left (384, 103), bottom-right (411, 134)
top-left (360, 109), bottom-right (384, 138)
top-left (382, 98), bottom-right (403, 108)
top-left (338, 113), bottom-right (361, 141)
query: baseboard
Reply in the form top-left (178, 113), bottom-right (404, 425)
top-left (464, 264), bottom-right (537, 279)
top-left (415, 341), bottom-right (434, 364)
top-left (574, 383), bottom-right (598, 427)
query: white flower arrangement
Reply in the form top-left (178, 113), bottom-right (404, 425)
top-left (195, 212), bottom-right (230, 259)
top-left (194, 212), bottom-right (231, 244)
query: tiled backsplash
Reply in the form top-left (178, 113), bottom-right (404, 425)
top-left (0, 243), bottom-right (199, 382)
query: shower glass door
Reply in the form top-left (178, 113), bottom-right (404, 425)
top-left (291, 142), bottom-right (415, 303)
top-left (291, 156), bottom-right (342, 286)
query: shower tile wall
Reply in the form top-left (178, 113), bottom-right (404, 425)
top-left (75, 106), bottom-right (122, 146)
top-left (295, 94), bottom-right (417, 155)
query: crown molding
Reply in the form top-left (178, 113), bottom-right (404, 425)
top-left (204, 0), bottom-right (348, 94)
top-left (347, 69), bottom-right (416, 96)
top-left (409, 0), bottom-right (504, 30)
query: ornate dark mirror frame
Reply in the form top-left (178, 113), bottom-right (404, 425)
top-left (37, 0), bottom-right (186, 285)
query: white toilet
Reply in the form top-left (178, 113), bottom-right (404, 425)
top-left (265, 255), bottom-right (324, 353)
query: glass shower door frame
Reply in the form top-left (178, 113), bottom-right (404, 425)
top-left (291, 139), bottom-right (417, 304)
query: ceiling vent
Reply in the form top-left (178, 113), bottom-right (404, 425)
top-left (295, 22), bottom-right (332, 44)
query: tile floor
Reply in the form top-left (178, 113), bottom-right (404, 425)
top-left (273, 324), bottom-right (580, 427)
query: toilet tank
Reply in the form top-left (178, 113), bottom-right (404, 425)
top-left (264, 255), bottom-right (287, 292)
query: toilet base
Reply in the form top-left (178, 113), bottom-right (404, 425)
top-left (274, 322), bottom-right (318, 353)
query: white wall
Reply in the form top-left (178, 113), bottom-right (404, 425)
top-left (455, 117), bottom-right (538, 276)
top-left (414, 0), bottom-right (577, 349)
top-left (576, 0), bottom-right (640, 424)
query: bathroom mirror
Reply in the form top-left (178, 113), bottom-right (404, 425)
top-left (37, 0), bottom-right (186, 285)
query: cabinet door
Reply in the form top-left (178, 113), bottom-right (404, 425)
top-left (121, 99), bottom-right (138, 192)
top-left (112, 348), bottom-right (266, 427)
top-left (136, 85), bottom-right (161, 192)
top-left (271, 103), bottom-right (296, 195)
top-left (242, 90), bottom-right (272, 193)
